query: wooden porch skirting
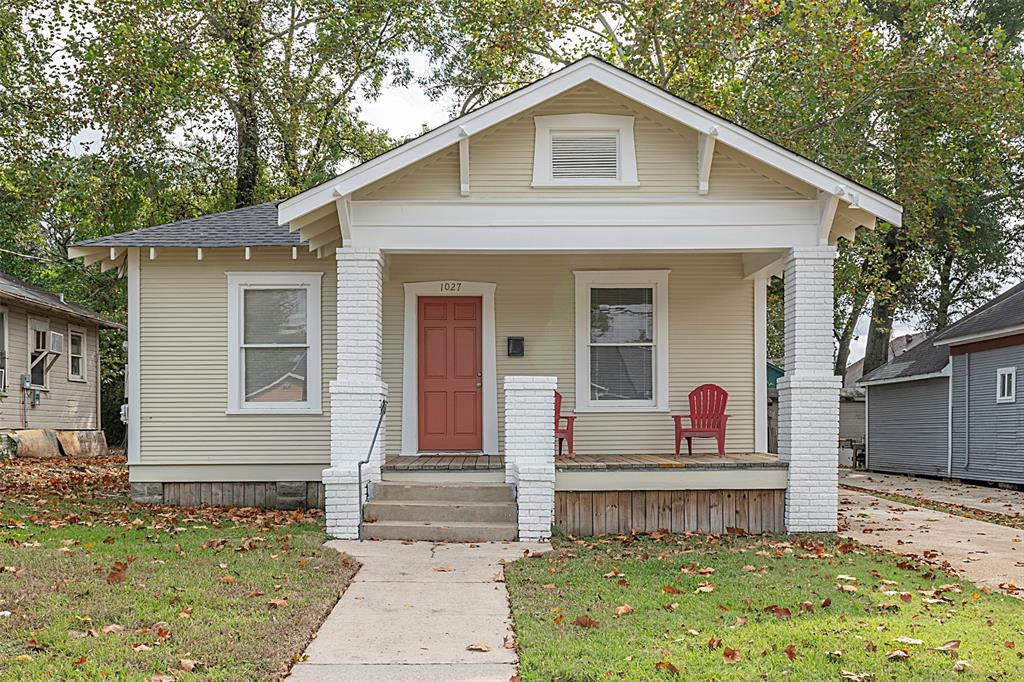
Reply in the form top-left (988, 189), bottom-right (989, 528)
top-left (554, 489), bottom-right (786, 536)
top-left (131, 481), bottom-right (325, 510)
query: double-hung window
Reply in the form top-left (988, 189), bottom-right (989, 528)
top-left (227, 273), bottom-right (322, 414)
top-left (68, 326), bottom-right (86, 382)
top-left (997, 367), bottom-right (1016, 404)
top-left (28, 318), bottom-right (49, 388)
top-left (574, 271), bottom-right (669, 411)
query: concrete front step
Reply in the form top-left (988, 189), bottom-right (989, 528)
top-left (361, 520), bottom-right (519, 543)
top-left (364, 499), bottom-right (517, 524)
top-left (371, 481), bottom-right (515, 503)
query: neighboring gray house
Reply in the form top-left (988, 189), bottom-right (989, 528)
top-left (859, 282), bottom-right (1024, 484)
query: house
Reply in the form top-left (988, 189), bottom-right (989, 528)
top-left (844, 332), bottom-right (927, 389)
top-left (859, 282), bottom-right (1024, 484)
top-left (70, 58), bottom-right (902, 540)
top-left (0, 272), bottom-right (123, 455)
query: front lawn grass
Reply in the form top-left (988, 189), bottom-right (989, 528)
top-left (0, 455), bottom-right (354, 681)
top-left (507, 533), bottom-right (1024, 681)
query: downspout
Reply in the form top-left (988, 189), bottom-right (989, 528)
top-left (864, 385), bottom-right (869, 469)
top-left (946, 361), bottom-right (952, 477)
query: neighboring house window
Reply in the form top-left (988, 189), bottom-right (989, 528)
top-left (28, 318), bottom-right (49, 388)
top-left (573, 270), bottom-right (669, 411)
top-left (68, 326), bottom-right (86, 382)
top-left (532, 114), bottom-right (638, 187)
top-left (997, 367), bottom-right (1016, 403)
top-left (0, 306), bottom-right (7, 392)
top-left (226, 272), bottom-right (322, 414)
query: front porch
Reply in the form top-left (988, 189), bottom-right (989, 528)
top-left (383, 451), bottom-right (781, 471)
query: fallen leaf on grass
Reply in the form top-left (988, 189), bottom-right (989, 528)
top-left (886, 649), bottom-right (910, 660)
top-left (217, 575), bottom-right (234, 585)
top-left (655, 660), bottom-right (679, 676)
top-left (929, 640), bottom-right (960, 652)
top-left (132, 643), bottom-right (152, 652)
top-left (106, 561), bottom-right (128, 585)
top-left (178, 605), bottom-right (192, 618)
top-left (14, 655), bottom-right (32, 663)
top-left (662, 585), bottom-right (682, 594)
top-left (149, 675), bottom-right (173, 682)
top-left (707, 637), bottom-right (722, 649)
top-left (572, 615), bottom-right (600, 629)
top-left (772, 606), bottom-right (792, 620)
top-left (101, 624), bottom-right (124, 634)
top-left (839, 672), bottom-right (871, 682)
top-left (1005, 641), bottom-right (1016, 649)
top-left (267, 598), bottom-right (288, 609)
top-left (732, 616), bottom-right (747, 627)
top-left (821, 598), bottom-right (832, 608)
top-left (894, 636), bottom-right (923, 645)
top-left (179, 659), bottom-right (199, 672)
top-left (614, 604), bottom-right (634, 616)
top-left (663, 602), bottom-right (679, 611)
top-left (466, 642), bottom-right (491, 652)
top-left (541, 583), bottom-right (556, 590)
top-left (72, 656), bottom-right (87, 665)
top-left (603, 567), bottom-right (624, 578)
top-left (723, 647), bottom-right (741, 664)
top-left (694, 581), bottom-right (715, 593)
top-left (953, 660), bottom-right (972, 672)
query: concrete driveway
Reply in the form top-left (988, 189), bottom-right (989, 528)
top-left (840, 469), bottom-right (1024, 517)
top-left (839, 489), bottom-right (1024, 596)
top-left (288, 539), bottom-right (549, 682)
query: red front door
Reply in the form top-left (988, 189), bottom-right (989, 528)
top-left (418, 296), bottom-right (483, 451)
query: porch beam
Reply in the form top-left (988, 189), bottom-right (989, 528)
top-left (697, 127), bottom-right (718, 194)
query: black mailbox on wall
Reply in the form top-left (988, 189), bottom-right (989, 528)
top-left (507, 336), bottom-right (525, 357)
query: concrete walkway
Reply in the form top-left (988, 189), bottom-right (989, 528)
top-left (839, 489), bottom-right (1024, 595)
top-left (841, 469), bottom-right (1024, 517)
top-left (288, 539), bottom-right (550, 682)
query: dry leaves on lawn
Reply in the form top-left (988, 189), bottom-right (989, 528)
top-left (723, 647), bottom-right (741, 664)
top-left (614, 604), bottom-right (634, 616)
top-left (655, 660), bottom-right (679, 676)
top-left (572, 614), bottom-right (601, 629)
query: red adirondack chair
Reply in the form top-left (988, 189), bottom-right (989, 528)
top-left (554, 390), bottom-right (576, 456)
top-left (673, 384), bottom-right (730, 457)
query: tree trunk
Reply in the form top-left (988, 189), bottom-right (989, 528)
top-left (834, 290), bottom-right (868, 377)
top-left (934, 252), bottom-right (954, 330)
top-left (862, 294), bottom-right (896, 375)
top-left (233, 1), bottom-right (261, 208)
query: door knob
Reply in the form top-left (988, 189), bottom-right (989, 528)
top-left (476, 383), bottom-right (482, 388)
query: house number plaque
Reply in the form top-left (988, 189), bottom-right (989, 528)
top-left (440, 281), bottom-right (463, 292)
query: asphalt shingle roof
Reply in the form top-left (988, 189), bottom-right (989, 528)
top-left (860, 281), bottom-right (1024, 384)
top-left (72, 201), bottom-right (298, 249)
top-left (0, 272), bottom-right (123, 329)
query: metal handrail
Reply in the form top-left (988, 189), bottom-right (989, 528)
top-left (358, 398), bottom-right (388, 541)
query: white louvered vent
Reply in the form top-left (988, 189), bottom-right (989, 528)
top-left (550, 132), bottom-right (619, 179)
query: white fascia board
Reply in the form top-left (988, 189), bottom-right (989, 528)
top-left (858, 367), bottom-right (950, 387)
top-left (932, 324), bottom-right (1024, 347)
top-left (278, 58), bottom-right (903, 227)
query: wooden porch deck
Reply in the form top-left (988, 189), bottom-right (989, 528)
top-left (383, 452), bottom-right (783, 471)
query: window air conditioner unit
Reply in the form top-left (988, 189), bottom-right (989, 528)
top-left (49, 331), bottom-right (64, 356)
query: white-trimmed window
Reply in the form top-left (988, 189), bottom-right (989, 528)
top-left (227, 272), bottom-right (322, 414)
top-left (68, 326), bottom-right (86, 382)
top-left (574, 270), bottom-right (669, 411)
top-left (532, 114), bottom-right (638, 187)
top-left (28, 317), bottom-right (49, 388)
top-left (997, 367), bottom-right (1016, 403)
top-left (0, 306), bottom-right (7, 392)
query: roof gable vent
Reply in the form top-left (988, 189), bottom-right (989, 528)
top-left (550, 132), bottom-right (619, 180)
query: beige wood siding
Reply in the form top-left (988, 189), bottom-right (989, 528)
top-left (0, 302), bottom-right (100, 431)
top-left (382, 253), bottom-right (755, 456)
top-left (137, 248), bottom-right (335, 465)
top-left (355, 83), bottom-right (812, 201)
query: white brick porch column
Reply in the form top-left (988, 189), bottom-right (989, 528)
top-left (777, 245), bottom-right (842, 532)
top-left (504, 376), bottom-right (557, 541)
top-left (323, 247), bottom-right (387, 539)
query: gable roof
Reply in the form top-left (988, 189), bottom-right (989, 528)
top-left (280, 56), bottom-right (902, 228)
top-left (0, 272), bottom-right (124, 329)
top-left (933, 281), bottom-right (1024, 345)
top-left (72, 201), bottom-right (296, 248)
top-left (860, 281), bottom-right (1024, 385)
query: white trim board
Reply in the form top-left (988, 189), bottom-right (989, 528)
top-left (400, 281), bottom-right (499, 456)
top-left (279, 58), bottom-right (901, 228)
top-left (127, 249), bottom-right (141, 464)
top-left (753, 278), bottom-right (768, 452)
